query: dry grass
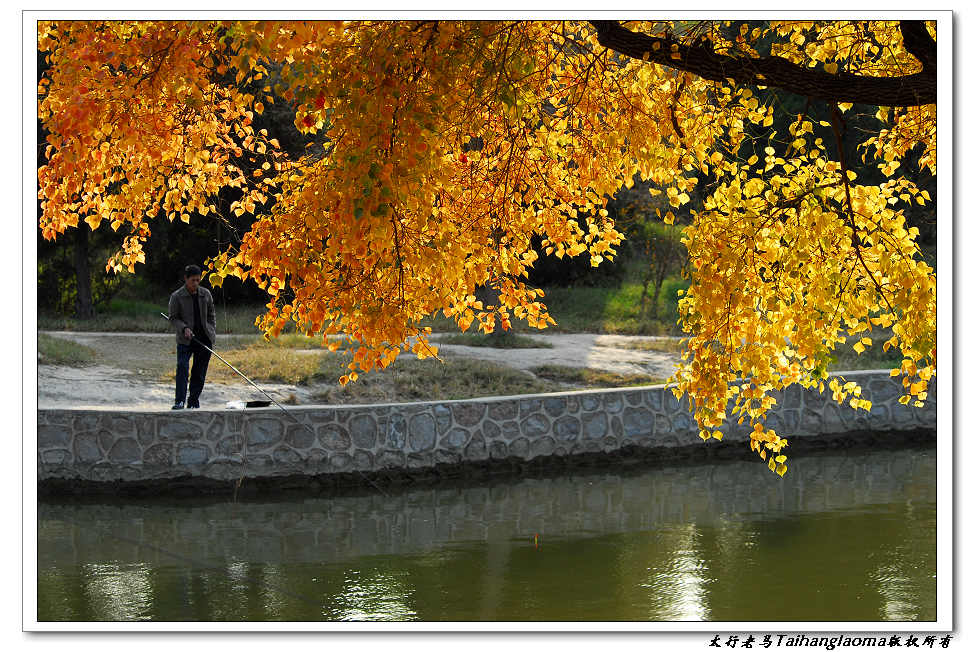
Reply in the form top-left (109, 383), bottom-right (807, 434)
top-left (37, 334), bottom-right (97, 366)
top-left (436, 332), bottom-right (553, 349)
top-left (606, 338), bottom-right (686, 353)
top-left (310, 355), bottom-right (560, 404)
top-left (530, 364), bottom-right (666, 388)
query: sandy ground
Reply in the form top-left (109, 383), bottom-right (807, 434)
top-left (37, 331), bottom-right (682, 410)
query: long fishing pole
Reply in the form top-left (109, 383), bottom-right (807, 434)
top-left (160, 312), bottom-right (388, 497)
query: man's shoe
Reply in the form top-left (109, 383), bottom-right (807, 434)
top-left (187, 400), bottom-right (200, 409)
top-left (172, 401), bottom-right (185, 410)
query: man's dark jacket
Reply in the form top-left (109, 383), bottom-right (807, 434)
top-left (168, 285), bottom-right (217, 346)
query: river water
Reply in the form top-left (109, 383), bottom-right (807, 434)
top-left (37, 445), bottom-right (936, 622)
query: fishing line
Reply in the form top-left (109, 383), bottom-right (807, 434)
top-left (160, 313), bottom-right (388, 497)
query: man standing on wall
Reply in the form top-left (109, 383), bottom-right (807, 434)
top-left (167, 264), bottom-right (217, 409)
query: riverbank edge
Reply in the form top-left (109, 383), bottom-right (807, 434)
top-left (37, 369), bottom-right (937, 496)
top-left (38, 427), bottom-right (936, 499)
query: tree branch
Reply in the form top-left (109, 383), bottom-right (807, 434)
top-left (590, 20), bottom-right (936, 107)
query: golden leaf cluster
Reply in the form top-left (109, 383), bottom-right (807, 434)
top-left (38, 20), bottom-right (936, 472)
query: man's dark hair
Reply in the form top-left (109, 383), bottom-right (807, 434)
top-left (184, 264), bottom-right (202, 278)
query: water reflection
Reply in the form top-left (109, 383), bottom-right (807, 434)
top-left (37, 446), bottom-right (936, 622)
top-left (330, 569), bottom-right (418, 621)
top-left (640, 525), bottom-right (712, 620)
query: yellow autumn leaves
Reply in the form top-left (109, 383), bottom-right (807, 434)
top-left (37, 20), bottom-right (936, 474)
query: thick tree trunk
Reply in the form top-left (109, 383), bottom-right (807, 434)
top-left (74, 226), bottom-right (95, 319)
top-left (650, 279), bottom-right (663, 320)
top-left (474, 283), bottom-right (511, 341)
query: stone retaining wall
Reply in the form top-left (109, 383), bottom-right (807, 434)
top-left (37, 370), bottom-right (936, 486)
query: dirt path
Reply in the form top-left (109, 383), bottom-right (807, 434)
top-left (37, 330), bottom-right (683, 410)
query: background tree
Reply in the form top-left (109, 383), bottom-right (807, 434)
top-left (37, 19), bottom-right (938, 472)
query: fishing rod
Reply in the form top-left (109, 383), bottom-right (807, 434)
top-left (160, 312), bottom-right (388, 497)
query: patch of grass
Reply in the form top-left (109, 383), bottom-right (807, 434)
top-left (607, 338), bottom-right (685, 353)
top-left (186, 345), bottom-right (324, 386)
top-left (37, 334), bottom-right (97, 366)
top-left (436, 332), bottom-right (553, 348)
top-left (415, 278), bottom-right (685, 336)
top-left (530, 364), bottom-right (666, 388)
top-left (38, 302), bottom-right (272, 335)
top-left (311, 355), bottom-right (560, 404)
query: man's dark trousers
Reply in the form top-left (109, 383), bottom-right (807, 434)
top-left (175, 336), bottom-right (212, 407)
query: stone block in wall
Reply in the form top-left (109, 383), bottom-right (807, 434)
top-left (868, 378), bottom-right (902, 403)
top-left (522, 414), bottom-right (550, 438)
top-left (41, 449), bottom-right (71, 464)
top-left (519, 398), bottom-right (543, 419)
top-left (670, 411), bottom-right (695, 435)
top-left (509, 437), bottom-right (529, 458)
top-left (623, 390), bottom-right (644, 407)
top-left (216, 435), bottom-right (243, 456)
top-left (73, 414), bottom-right (99, 431)
top-left (304, 448), bottom-right (329, 473)
top-left (479, 420), bottom-right (501, 442)
top-left (407, 452), bottom-right (433, 468)
top-left (453, 402), bottom-right (486, 427)
top-left (582, 412), bottom-right (608, 439)
top-left (442, 427), bottom-right (470, 449)
top-left (307, 410), bottom-right (335, 424)
top-left (610, 416), bottom-right (623, 438)
top-left (73, 432), bottom-right (102, 464)
top-left (98, 430), bottom-right (114, 453)
top-left (319, 424), bottom-right (351, 451)
top-left (103, 416), bottom-right (137, 439)
top-left (205, 416), bottom-right (225, 442)
top-left (433, 405), bottom-right (452, 433)
top-left (135, 416), bottom-right (156, 446)
top-left (245, 417), bottom-right (284, 450)
top-left (176, 443), bottom-right (209, 465)
top-left (285, 423), bottom-right (316, 450)
top-left (553, 415), bottom-right (581, 442)
top-left (793, 410), bottom-right (823, 436)
top-left (500, 420), bottom-right (520, 441)
top-left (543, 397), bottom-right (566, 418)
top-left (352, 450), bottom-right (374, 471)
top-left (581, 395), bottom-right (600, 412)
top-left (408, 414), bottom-right (436, 452)
top-left (349, 414), bottom-right (378, 449)
top-left (144, 443), bottom-right (173, 466)
top-left (488, 400), bottom-right (517, 421)
top-left (38, 424), bottom-right (70, 449)
top-left (158, 417), bottom-right (205, 441)
top-left (273, 447), bottom-right (303, 466)
top-left (435, 449), bottom-right (461, 465)
top-left (38, 410), bottom-right (71, 427)
top-left (385, 414), bottom-right (408, 450)
top-left (529, 436), bottom-right (555, 458)
top-left (623, 407), bottom-right (654, 440)
top-left (465, 435), bottom-right (487, 461)
top-left (803, 388), bottom-right (828, 413)
top-left (889, 401), bottom-right (920, 426)
top-left (329, 453), bottom-right (352, 471)
top-left (377, 450), bottom-right (405, 469)
top-left (488, 441), bottom-right (507, 459)
top-left (108, 438), bottom-right (141, 464)
top-left (604, 393), bottom-right (624, 414)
